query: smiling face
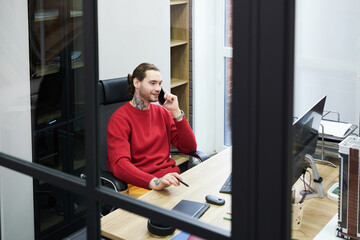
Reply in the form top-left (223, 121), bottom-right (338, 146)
top-left (134, 70), bottom-right (163, 103)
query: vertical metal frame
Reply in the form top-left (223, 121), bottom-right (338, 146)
top-left (232, 0), bottom-right (295, 239)
top-left (0, 0), bottom-right (296, 239)
top-left (82, 0), bottom-right (100, 238)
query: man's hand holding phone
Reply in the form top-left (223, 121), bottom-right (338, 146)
top-left (158, 88), bottom-right (182, 120)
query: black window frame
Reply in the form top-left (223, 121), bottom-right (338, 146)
top-left (0, 0), bottom-right (295, 239)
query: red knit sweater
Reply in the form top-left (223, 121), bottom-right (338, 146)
top-left (107, 102), bottom-right (197, 189)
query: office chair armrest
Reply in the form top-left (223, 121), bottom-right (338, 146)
top-left (100, 170), bottom-right (128, 192)
top-left (170, 150), bottom-right (210, 162)
top-left (81, 171), bottom-right (128, 193)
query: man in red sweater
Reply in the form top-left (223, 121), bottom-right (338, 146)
top-left (107, 63), bottom-right (197, 190)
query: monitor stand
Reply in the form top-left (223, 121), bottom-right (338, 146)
top-left (299, 154), bottom-right (325, 199)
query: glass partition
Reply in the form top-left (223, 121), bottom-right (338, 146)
top-left (291, 1), bottom-right (360, 239)
top-left (96, 0), bottom-right (233, 238)
top-left (28, 0), bottom-right (85, 238)
top-left (0, 0), bottom-right (295, 239)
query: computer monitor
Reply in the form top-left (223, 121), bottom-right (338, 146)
top-left (292, 96), bottom-right (327, 186)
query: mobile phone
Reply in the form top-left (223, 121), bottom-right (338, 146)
top-left (158, 88), bottom-right (166, 105)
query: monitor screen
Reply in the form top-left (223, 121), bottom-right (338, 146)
top-left (292, 96), bottom-right (327, 185)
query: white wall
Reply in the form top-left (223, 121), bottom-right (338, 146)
top-left (0, 0), bottom-right (34, 239)
top-left (193, 0), bottom-right (223, 154)
top-left (294, 0), bottom-right (360, 131)
top-left (98, 0), bottom-right (227, 154)
top-left (98, 0), bottom-right (171, 90)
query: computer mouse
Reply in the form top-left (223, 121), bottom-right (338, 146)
top-left (205, 195), bottom-right (225, 205)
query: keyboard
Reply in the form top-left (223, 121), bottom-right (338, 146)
top-left (219, 173), bottom-right (232, 194)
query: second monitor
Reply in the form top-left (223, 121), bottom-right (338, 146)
top-left (292, 95), bottom-right (327, 198)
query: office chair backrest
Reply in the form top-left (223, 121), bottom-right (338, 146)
top-left (98, 77), bottom-right (132, 172)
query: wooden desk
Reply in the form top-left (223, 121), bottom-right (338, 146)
top-left (291, 161), bottom-right (339, 240)
top-left (101, 147), bottom-right (232, 240)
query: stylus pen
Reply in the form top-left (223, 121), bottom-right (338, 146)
top-left (176, 177), bottom-right (189, 187)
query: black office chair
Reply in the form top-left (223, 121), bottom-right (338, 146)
top-left (97, 77), bottom-right (131, 195)
top-left (81, 77), bottom-right (131, 216)
top-left (82, 77), bottom-right (209, 215)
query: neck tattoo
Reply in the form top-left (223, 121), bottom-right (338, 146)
top-left (132, 97), bottom-right (147, 110)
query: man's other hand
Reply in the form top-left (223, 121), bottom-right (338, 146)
top-left (149, 172), bottom-right (183, 190)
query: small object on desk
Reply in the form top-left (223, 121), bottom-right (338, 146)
top-left (176, 177), bottom-right (189, 187)
top-left (327, 182), bottom-right (339, 201)
top-left (171, 232), bottom-right (206, 240)
top-left (188, 235), bottom-right (206, 240)
top-left (205, 195), bottom-right (225, 205)
top-left (170, 231), bottom-right (190, 240)
top-left (297, 192), bottom-right (306, 204)
top-left (292, 189), bottom-right (296, 204)
top-left (147, 219), bottom-right (175, 236)
top-left (291, 197), bottom-right (305, 230)
top-left (224, 210), bottom-right (231, 221)
top-left (172, 200), bottom-right (210, 218)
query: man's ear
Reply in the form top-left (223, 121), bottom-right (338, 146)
top-left (133, 78), bottom-right (140, 89)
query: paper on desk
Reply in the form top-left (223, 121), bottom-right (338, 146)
top-left (320, 120), bottom-right (352, 138)
top-left (313, 213), bottom-right (338, 240)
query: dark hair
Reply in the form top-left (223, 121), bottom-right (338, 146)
top-left (128, 63), bottom-right (160, 96)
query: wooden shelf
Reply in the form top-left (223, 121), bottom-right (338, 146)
top-left (171, 39), bottom-right (188, 47)
top-left (171, 78), bottom-right (188, 88)
top-left (170, 0), bottom-right (189, 120)
top-left (170, 0), bottom-right (188, 6)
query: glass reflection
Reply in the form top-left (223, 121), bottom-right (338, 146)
top-left (225, 57), bottom-right (232, 146)
top-left (225, 0), bottom-right (233, 48)
top-left (34, 181), bottom-right (86, 237)
top-left (29, 0), bottom-right (85, 238)
top-left (35, 182), bottom-right (65, 232)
